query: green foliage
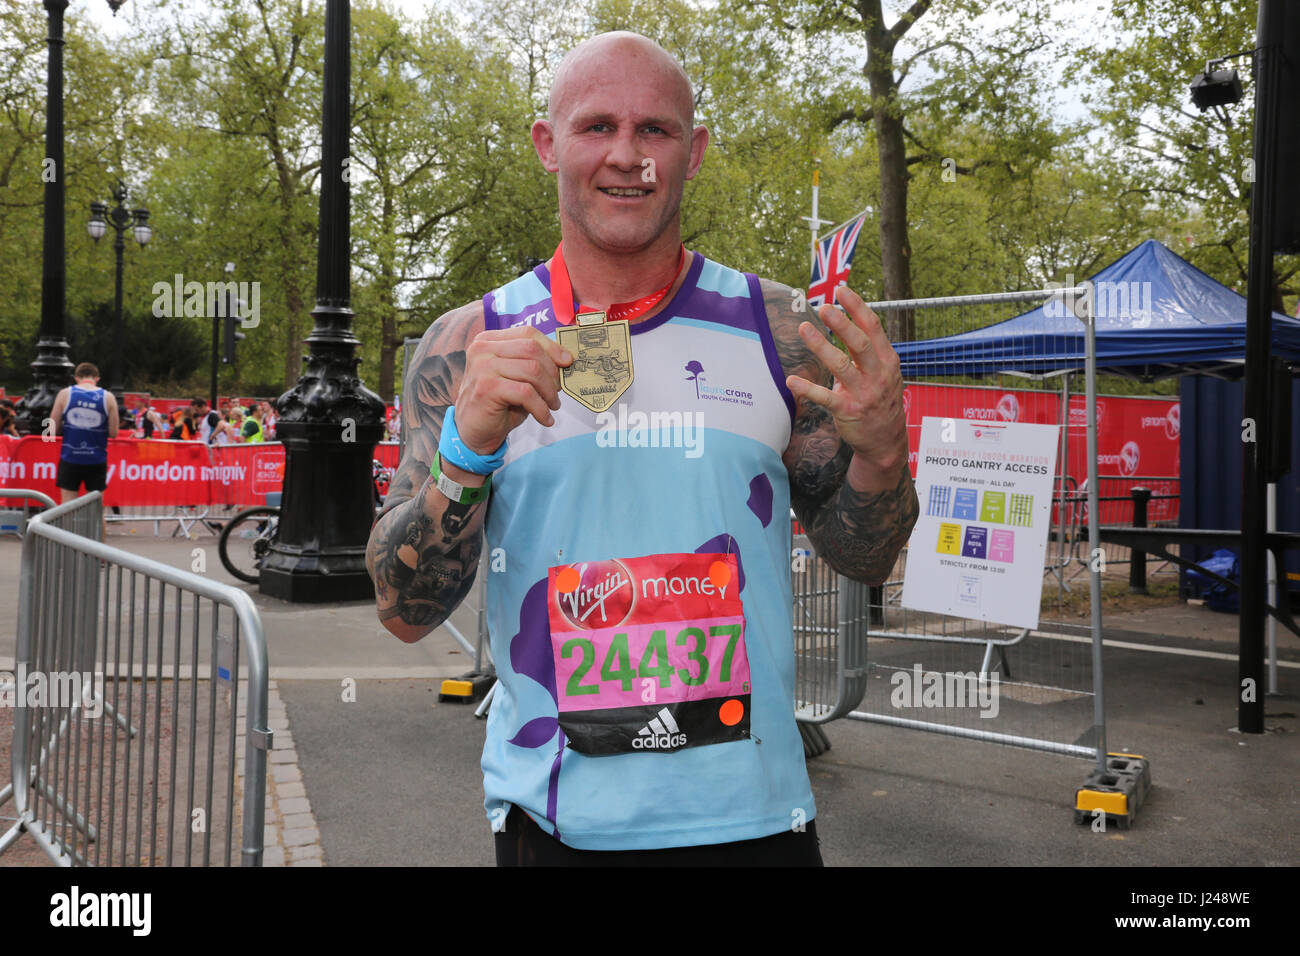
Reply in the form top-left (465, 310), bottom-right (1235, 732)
top-left (1, 0), bottom-right (1277, 409)
top-left (1078, 0), bottom-right (1298, 306)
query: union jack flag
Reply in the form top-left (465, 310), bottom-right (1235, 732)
top-left (808, 211), bottom-right (868, 308)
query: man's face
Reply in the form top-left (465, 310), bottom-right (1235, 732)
top-left (532, 46), bottom-right (708, 254)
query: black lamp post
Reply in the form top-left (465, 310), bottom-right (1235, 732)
top-left (87, 181), bottom-right (151, 395)
top-left (18, 0), bottom-right (135, 433)
top-left (259, 0), bottom-right (385, 602)
top-left (16, 0), bottom-right (75, 434)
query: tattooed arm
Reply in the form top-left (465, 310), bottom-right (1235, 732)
top-left (763, 278), bottom-right (919, 584)
top-left (366, 302), bottom-right (487, 643)
top-left (367, 300), bottom-right (572, 642)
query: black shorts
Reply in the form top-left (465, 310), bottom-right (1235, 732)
top-left (494, 805), bottom-right (824, 867)
top-left (56, 460), bottom-right (108, 492)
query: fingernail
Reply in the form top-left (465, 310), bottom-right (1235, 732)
top-left (560, 350), bottom-right (573, 363)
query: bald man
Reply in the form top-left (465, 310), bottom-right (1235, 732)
top-left (367, 32), bottom-right (917, 866)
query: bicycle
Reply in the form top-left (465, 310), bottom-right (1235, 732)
top-left (216, 459), bottom-right (395, 584)
top-left (217, 506), bottom-right (279, 583)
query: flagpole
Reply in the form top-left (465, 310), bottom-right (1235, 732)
top-left (801, 158), bottom-right (833, 285)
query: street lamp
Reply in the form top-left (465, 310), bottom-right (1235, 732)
top-left (87, 180), bottom-right (150, 395)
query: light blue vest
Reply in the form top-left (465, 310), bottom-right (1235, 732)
top-left (478, 253), bottom-right (815, 850)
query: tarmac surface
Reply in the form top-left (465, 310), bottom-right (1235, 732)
top-left (2, 523), bottom-right (1297, 867)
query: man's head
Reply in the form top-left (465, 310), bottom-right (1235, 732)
top-left (73, 362), bottom-right (99, 384)
top-left (191, 397), bottom-right (208, 412)
top-left (531, 32), bottom-right (708, 256)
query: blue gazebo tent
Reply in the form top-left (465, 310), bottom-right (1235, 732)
top-left (893, 239), bottom-right (1300, 380)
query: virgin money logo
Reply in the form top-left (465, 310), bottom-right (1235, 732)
top-left (996, 393), bottom-right (1020, 422)
top-left (1119, 440), bottom-right (1140, 476)
top-left (556, 559), bottom-right (635, 629)
top-left (1165, 403), bottom-right (1180, 439)
top-left (1069, 399), bottom-right (1104, 428)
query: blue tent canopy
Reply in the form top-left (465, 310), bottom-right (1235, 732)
top-left (893, 239), bottom-right (1300, 379)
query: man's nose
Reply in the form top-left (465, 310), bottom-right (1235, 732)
top-left (604, 127), bottom-right (643, 171)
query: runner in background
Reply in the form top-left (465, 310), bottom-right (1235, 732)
top-left (141, 405), bottom-right (168, 439)
top-left (50, 362), bottom-right (118, 506)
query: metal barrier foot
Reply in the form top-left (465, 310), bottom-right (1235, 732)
top-left (1074, 752), bottom-right (1152, 831)
top-left (798, 722), bottom-right (832, 759)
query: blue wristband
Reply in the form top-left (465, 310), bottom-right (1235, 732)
top-left (439, 405), bottom-right (506, 475)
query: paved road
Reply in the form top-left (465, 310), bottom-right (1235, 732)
top-left (3, 531), bottom-right (1297, 866)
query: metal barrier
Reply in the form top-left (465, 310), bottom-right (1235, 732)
top-left (791, 287), bottom-right (1109, 767)
top-left (0, 492), bottom-right (271, 866)
top-left (0, 488), bottom-right (57, 536)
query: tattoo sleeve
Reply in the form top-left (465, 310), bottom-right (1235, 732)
top-left (365, 301), bottom-right (488, 640)
top-left (763, 278), bottom-right (920, 584)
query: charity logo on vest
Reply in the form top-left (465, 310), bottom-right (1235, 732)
top-left (684, 360), bottom-right (755, 407)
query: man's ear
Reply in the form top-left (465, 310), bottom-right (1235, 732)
top-left (685, 125), bottom-right (709, 181)
top-left (531, 119), bottom-right (558, 173)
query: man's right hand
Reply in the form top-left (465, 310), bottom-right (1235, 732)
top-left (451, 327), bottom-right (574, 457)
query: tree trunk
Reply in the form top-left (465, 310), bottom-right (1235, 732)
top-left (865, 3), bottom-right (915, 343)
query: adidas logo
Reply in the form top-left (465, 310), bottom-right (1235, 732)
top-left (631, 707), bottom-right (688, 750)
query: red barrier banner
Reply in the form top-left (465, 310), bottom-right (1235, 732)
top-left (902, 383), bottom-right (1180, 524)
top-left (0, 437), bottom-right (403, 510)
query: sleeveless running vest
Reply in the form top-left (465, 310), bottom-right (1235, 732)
top-left (60, 385), bottom-right (109, 464)
top-left (479, 251), bottom-right (815, 850)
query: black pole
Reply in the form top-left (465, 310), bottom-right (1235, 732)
top-left (1128, 487), bottom-right (1150, 594)
top-left (112, 204), bottom-right (125, 394)
top-left (1238, 0), bottom-right (1284, 734)
top-left (260, 0), bottom-right (385, 602)
top-left (16, 0), bottom-right (74, 434)
top-left (210, 313), bottom-right (219, 410)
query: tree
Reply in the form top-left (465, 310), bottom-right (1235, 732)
top-left (1080, 0), bottom-right (1297, 310)
top-left (743, 0), bottom-right (1061, 340)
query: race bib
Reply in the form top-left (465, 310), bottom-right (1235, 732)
top-left (547, 552), bottom-right (752, 756)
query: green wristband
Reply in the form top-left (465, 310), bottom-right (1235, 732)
top-left (431, 450), bottom-right (491, 505)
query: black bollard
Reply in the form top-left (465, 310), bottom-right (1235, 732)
top-left (1129, 486), bottom-right (1152, 594)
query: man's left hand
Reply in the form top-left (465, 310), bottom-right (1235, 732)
top-left (784, 283), bottom-right (908, 478)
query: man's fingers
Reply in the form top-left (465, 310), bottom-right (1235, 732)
top-left (834, 284), bottom-right (896, 360)
top-left (785, 372), bottom-right (837, 412)
top-left (817, 300), bottom-right (872, 364)
top-left (478, 326), bottom-right (573, 366)
top-left (798, 319), bottom-right (861, 387)
top-left (489, 357), bottom-right (562, 410)
top-left (499, 379), bottom-right (556, 428)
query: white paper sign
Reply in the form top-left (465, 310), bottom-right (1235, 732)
top-left (901, 417), bottom-right (1061, 630)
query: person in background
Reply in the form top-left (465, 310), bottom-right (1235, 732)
top-left (0, 403), bottom-right (19, 437)
top-left (141, 405), bottom-right (168, 439)
top-left (209, 408), bottom-right (239, 446)
top-left (192, 397), bottom-right (222, 443)
top-left (50, 361), bottom-right (118, 504)
top-left (169, 408), bottom-right (195, 441)
top-left (228, 405), bottom-right (245, 441)
top-left (241, 404), bottom-right (265, 443)
top-left (259, 401), bottom-right (277, 440)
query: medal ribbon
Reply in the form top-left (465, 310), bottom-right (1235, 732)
top-left (550, 242), bottom-right (686, 325)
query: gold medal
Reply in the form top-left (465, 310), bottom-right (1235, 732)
top-left (558, 310), bottom-right (635, 413)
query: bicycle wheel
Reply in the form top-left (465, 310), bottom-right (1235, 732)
top-left (218, 506), bottom-right (280, 584)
